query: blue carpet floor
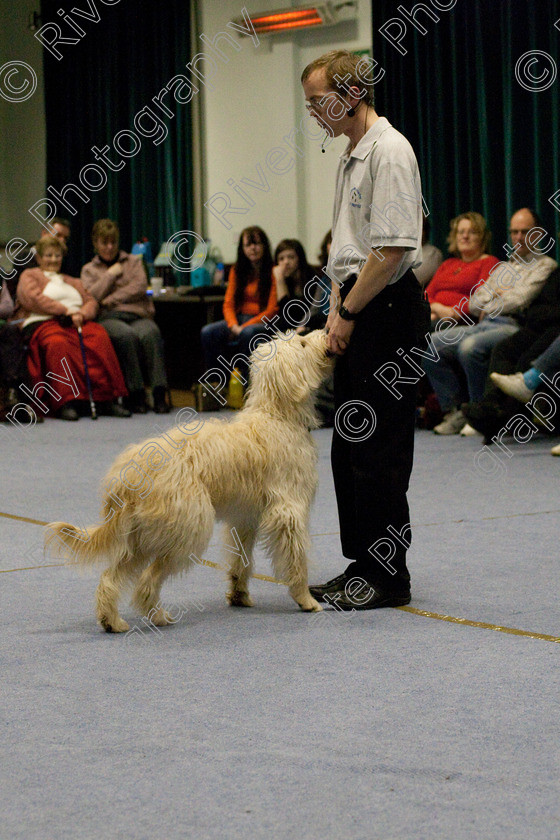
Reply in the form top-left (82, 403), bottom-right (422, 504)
top-left (1, 411), bottom-right (559, 839)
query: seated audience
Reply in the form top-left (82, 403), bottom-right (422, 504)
top-left (426, 211), bottom-right (500, 327)
top-left (81, 219), bottom-right (169, 414)
top-left (424, 208), bottom-right (557, 435)
top-left (17, 235), bottom-right (129, 421)
top-left (415, 217), bottom-right (443, 287)
top-left (273, 238), bottom-right (315, 332)
top-left (199, 226), bottom-right (277, 408)
top-left (0, 281), bottom-right (29, 422)
top-left (463, 266), bottom-right (560, 444)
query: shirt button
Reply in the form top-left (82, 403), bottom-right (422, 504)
top-left (388, 302), bottom-right (392, 308)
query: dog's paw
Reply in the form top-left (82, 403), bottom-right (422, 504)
top-left (149, 608), bottom-right (174, 626)
top-left (100, 617), bottom-right (130, 633)
top-left (226, 590), bottom-right (254, 608)
top-left (299, 598), bottom-right (322, 612)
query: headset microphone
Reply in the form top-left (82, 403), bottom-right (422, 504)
top-left (347, 106), bottom-right (356, 117)
top-left (321, 132), bottom-right (329, 153)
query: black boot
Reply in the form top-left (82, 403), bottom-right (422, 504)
top-left (152, 386), bottom-right (170, 414)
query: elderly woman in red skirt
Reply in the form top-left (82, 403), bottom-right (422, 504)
top-left (17, 235), bottom-right (130, 421)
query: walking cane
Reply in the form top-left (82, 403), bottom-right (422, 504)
top-left (76, 325), bottom-right (97, 420)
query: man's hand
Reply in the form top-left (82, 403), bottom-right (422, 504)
top-left (230, 323), bottom-right (243, 337)
top-left (327, 313), bottom-right (355, 355)
top-left (107, 262), bottom-right (123, 278)
top-left (71, 312), bottom-right (84, 328)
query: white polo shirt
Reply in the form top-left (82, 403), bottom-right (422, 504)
top-left (327, 116), bottom-right (423, 288)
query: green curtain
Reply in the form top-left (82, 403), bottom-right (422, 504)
top-left (41, 0), bottom-right (193, 272)
top-left (371, 0), bottom-right (560, 260)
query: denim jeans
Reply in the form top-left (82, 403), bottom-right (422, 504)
top-left (422, 316), bottom-right (519, 411)
top-left (200, 316), bottom-right (270, 384)
top-left (533, 332), bottom-right (560, 376)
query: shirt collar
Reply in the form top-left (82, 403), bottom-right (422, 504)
top-left (340, 116), bottom-right (391, 162)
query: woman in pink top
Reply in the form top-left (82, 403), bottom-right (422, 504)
top-left (426, 212), bottom-right (500, 327)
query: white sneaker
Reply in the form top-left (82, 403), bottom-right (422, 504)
top-left (551, 442), bottom-right (560, 456)
top-left (434, 409), bottom-right (467, 435)
top-left (490, 372), bottom-right (534, 403)
top-left (460, 422), bottom-right (479, 436)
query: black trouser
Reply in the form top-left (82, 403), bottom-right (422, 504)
top-left (483, 326), bottom-right (560, 397)
top-left (0, 323), bottom-right (28, 386)
top-left (331, 270), bottom-right (430, 592)
top-left (472, 324), bottom-right (560, 435)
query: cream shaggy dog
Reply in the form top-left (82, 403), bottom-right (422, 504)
top-left (46, 329), bottom-right (333, 632)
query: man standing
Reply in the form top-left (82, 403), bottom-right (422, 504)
top-left (302, 50), bottom-right (429, 610)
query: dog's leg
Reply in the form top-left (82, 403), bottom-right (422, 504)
top-left (225, 524), bottom-right (256, 608)
top-left (132, 556), bottom-right (177, 625)
top-left (96, 564), bottom-right (133, 633)
top-left (262, 505), bottom-right (322, 612)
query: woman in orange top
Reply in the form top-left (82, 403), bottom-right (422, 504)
top-left (200, 226), bottom-right (277, 397)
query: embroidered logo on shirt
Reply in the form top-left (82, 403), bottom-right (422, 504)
top-left (350, 187), bottom-right (362, 208)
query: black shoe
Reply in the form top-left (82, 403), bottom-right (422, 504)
top-left (96, 399), bottom-right (131, 418)
top-left (152, 386), bottom-right (170, 414)
top-left (129, 390), bottom-right (148, 414)
top-left (109, 401), bottom-right (132, 418)
top-left (323, 580), bottom-right (411, 611)
top-left (308, 572), bottom-right (351, 603)
top-left (57, 404), bottom-right (79, 421)
top-left (462, 403), bottom-right (504, 440)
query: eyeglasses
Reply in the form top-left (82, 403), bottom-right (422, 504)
top-left (304, 92), bottom-right (337, 113)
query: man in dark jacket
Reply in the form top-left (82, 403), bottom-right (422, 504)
top-left (464, 266), bottom-right (560, 439)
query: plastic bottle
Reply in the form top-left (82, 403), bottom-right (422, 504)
top-left (227, 370), bottom-right (244, 409)
top-left (213, 262), bottom-right (225, 286)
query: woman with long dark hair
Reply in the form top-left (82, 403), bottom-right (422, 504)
top-left (199, 226), bottom-right (277, 408)
top-left (273, 238), bottom-right (316, 333)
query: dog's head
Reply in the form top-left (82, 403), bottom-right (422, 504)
top-left (245, 329), bottom-right (334, 422)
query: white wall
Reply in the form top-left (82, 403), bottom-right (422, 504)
top-left (0, 2), bottom-right (46, 245)
top-left (0, 0), bottom-right (372, 266)
top-left (199, 0), bottom-right (373, 264)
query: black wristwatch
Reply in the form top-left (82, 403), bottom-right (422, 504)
top-left (339, 304), bottom-right (358, 321)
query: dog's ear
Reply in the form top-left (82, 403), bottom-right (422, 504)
top-left (272, 352), bottom-right (313, 404)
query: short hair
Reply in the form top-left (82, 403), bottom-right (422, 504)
top-left (51, 216), bottom-right (71, 231)
top-left (447, 211), bottom-right (492, 257)
top-left (301, 50), bottom-right (375, 107)
top-left (92, 218), bottom-right (120, 247)
top-left (514, 207), bottom-right (542, 228)
top-left (35, 234), bottom-right (67, 257)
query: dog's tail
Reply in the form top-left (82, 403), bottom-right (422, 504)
top-left (45, 516), bottom-right (121, 566)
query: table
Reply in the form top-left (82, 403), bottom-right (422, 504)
top-left (153, 289), bottom-right (225, 389)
